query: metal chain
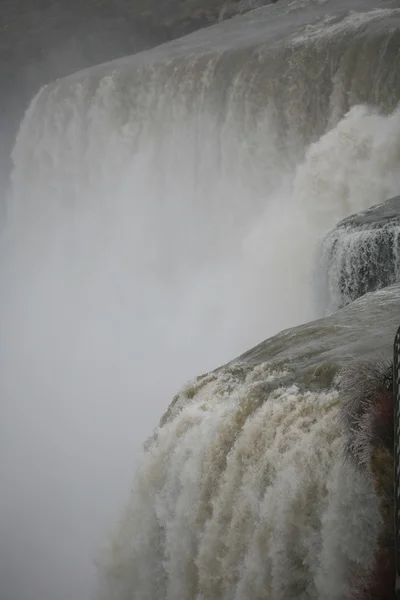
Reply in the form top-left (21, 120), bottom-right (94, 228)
top-left (393, 326), bottom-right (400, 597)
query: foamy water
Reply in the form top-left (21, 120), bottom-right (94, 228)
top-left (1, 2), bottom-right (400, 599)
top-left (96, 366), bottom-right (380, 600)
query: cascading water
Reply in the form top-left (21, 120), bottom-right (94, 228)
top-left (1, 1), bottom-right (400, 599)
top-left (96, 368), bottom-right (379, 600)
top-left (319, 196), bottom-right (400, 314)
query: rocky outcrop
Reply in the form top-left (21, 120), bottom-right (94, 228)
top-left (320, 196), bottom-right (400, 313)
top-left (339, 359), bottom-right (395, 599)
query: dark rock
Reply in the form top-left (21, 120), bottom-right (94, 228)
top-left (320, 196), bottom-right (400, 313)
top-left (339, 358), bottom-right (395, 599)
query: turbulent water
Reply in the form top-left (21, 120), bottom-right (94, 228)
top-left (99, 374), bottom-right (373, 600)
top-left (1, 1), bottom-right (400, 599)
top-left (320, 197), bottom-right (400, 313)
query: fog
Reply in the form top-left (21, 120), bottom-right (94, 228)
top-left (0, 201), bottom-right (213, 600)
top-left (0, 8), bottom-right (166, 600)
top-left (2, 2), bottom-right (399, 599)
top-left (0, 138), bottom-right (230, 599)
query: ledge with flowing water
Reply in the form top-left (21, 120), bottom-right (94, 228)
top-left (0, 0), bottom-right (276, 187)
top-left (321, 196), bottom-right (400, 314)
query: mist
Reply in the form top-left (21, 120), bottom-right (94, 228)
top-left (1, 2), bottom-right (400, 599)
top-left (0, 111), bottom-right (284, 599)
top-left (0, 11), bottom-right (170, 600)
top-left (2, 88), bottom-right (400, 599)
top-left (0, 163), bottom-right (228, 600)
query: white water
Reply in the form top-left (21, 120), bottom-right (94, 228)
top-left (321, 223), bottom-right (400, 313)
top-left (1, 4), bottom-right (400, 599)
top-left (96, 367), bottom-right (381, 600)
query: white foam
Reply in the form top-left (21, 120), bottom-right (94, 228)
top-left (97, 366), bottom-right (380, 600)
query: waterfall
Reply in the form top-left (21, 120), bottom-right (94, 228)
top-left (1, 2), bottom-right (400, 599)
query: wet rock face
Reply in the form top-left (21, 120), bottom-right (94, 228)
top-left (321, 196), bottom-right (400, 313)
top-left (339, 359), bottom-right (395, 599)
